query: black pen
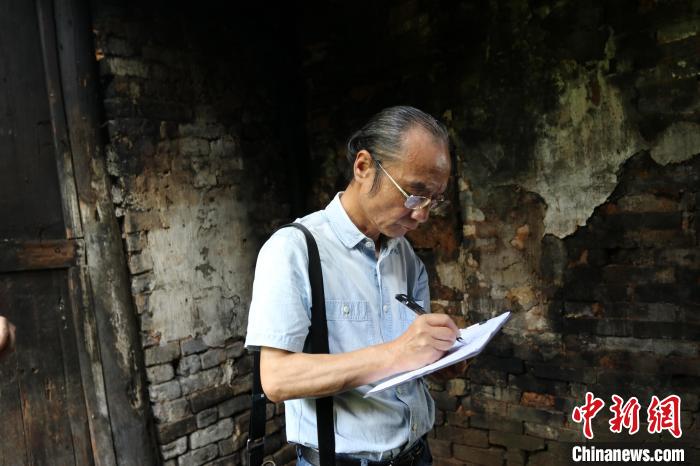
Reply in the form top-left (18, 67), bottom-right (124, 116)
top-left (395, 294), bottom-right (464, 343)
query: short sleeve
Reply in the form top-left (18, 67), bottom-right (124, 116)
top-left (411, 256), bottom-right (431, 313)
top-left (244, 227), bottom-right (312, 353)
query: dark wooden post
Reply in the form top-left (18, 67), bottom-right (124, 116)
top-left (40, 0), bottom-right (160, 464)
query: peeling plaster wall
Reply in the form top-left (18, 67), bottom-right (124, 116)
top-left (521, 64), bottom-right (646, 237)
top-left (93, 3), bottom-right (295, 464)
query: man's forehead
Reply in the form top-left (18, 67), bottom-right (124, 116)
top-left (400, 127), bottom-right (449, 165)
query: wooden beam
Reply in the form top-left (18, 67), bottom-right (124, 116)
top-left (0, 239), bottom-right (81, 273)
top-left (35, 1), bottom-right (119, 464)
top-left (47, 0), bottom-right (160, 464)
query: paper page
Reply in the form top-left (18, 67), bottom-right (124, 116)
top-left (365, 311), bottom-right (511, 397)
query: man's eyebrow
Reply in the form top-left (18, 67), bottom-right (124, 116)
top-left (407, 181), bottom-right (429, 193)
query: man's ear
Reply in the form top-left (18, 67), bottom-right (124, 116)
top-left (353, 150), bottom-right (374, 184)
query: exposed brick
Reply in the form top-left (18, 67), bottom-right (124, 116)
top-left (520, 392), bottom-right (556, 409)
top-left (178, 354), bottom-right (202, 376)
top-left (131, 272), bottom-right (156, 294)
top-left (218, 394), bottom-right (248, 418)
top-left (226, 341), bottom-right (245, 359)
top-left (508, 374), bottom-right (568, 394)
top-left (204, 453), bottom-right (240, 466)
top-left (452, 445), bottom-right (505, 465)
top-left (469, 414), bottom-right (522, 434)
top-left (181, 368), bottom-right (221, 396)
top-left (153, 398), bottom-right (191, 424)
top-left (468, 367), bottom-right (508, 386)
top-left (507, 404), bottom-right (565, 425)
top-left (232, 373), bottom-right (253, 395)
top-left (506, 449), bottom-right (526, 466)
top-left (128, 250), bottom-right (154, 274)
top-left (158, 416), bottom-right (197, 445)
top-left (149, 380), bottom-right (182, 402)
top-left (177, 444), bottom-right (218, 466)
top-left (265, 415), bottom-right (285, 435)
top-left (147, 363), bottom-right (175, 384)
top-left (434, 426), bottom-right (489, 447)
top-left (489, 431), bottom-right (545, 451)
top-left (446, 410), bottom-right (470, 428)
top-left (200, 348), bottom-right (226, 370)
top-left (196, 407), bottom-right (219, 429)
top-left (217, 437), bottom-right (235, 457)
top-left (190, 418), bottom-right (234, 450)
top-left (145, 341), bottom-right (181, 366)
top-left (524, 422), bottom-right (559, 440)
top-left (181, 338), bottom-right (209, 356)
top-left (161, 436), bottom-right (187, 460)
top-left (429, 438), bottom-right (452, 457)
top-left (190, 384), bottom-right (235, 413)
top-left (479, 355), bottom-right (525, 375)
top-left (466, 396), bottom-right (509, 417)
top-left (124, 231), bottom-right (147, 252)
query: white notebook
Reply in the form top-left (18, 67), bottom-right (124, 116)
top-left (365, 311), bottom-right (511, 397)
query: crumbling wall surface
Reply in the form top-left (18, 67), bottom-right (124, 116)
top-left (300, 0), bottom-right (699, 464)
top-left (93, 3), bottom-right (294, 465)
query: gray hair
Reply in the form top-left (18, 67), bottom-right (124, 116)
top-left (346, 106), bottom-right (449, 192)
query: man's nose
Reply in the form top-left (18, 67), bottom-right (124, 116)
top-left (410, 206), bottom-right (430, 223)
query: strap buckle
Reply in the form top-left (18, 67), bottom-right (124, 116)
top-left (247, 436), bottom-right (265, 451)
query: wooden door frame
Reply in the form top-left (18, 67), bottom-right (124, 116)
top-left (25, 0), bottom-right (160, 464)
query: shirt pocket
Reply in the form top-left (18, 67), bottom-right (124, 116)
top-left (325, 300), bottom-right (374, 353)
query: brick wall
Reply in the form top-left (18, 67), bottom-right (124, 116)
top-left (92, 2), bottom-right (296, 465)
top-left (90, 0), bottom-right (698, 464)
top-left (297, 0), bottom-right (699, 464)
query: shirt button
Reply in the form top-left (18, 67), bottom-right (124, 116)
top-left (342, 305), bottom-right (350, 315)
top-left (365, 241), bottom-right (373, 248)
top-left (411, 423), bottom-right (417, 433)
top-left (382, 304), bottom-right (389, 312)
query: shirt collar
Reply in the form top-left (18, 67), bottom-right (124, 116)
top-left (325, 192), bottom-right (369, 249)
top-left (324, 192), bottom-right (404, 255)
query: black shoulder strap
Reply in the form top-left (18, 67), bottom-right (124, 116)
top-left (248, 223), bottom-right (335, 466)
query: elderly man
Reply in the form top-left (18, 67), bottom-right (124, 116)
top-left (0, 315), bottom-right (16, 360)
top-left (245, 106), bottom-right (460, 465)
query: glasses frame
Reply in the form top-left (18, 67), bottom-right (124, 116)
top-left (370, 154), bottom-right (445, 210)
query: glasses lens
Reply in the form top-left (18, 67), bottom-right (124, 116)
top-left (405, 196), bottom-right (431, 210)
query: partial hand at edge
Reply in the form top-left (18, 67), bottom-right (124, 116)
top-left (0, 315), bottom-right (16, 360)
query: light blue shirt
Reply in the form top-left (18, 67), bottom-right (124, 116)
top-left (245, 192), bottom-right (435, 460)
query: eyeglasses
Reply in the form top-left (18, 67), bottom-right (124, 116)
top-left (371, 155), bottom-right (445, 210)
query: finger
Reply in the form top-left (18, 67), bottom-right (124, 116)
top-left (429, 325), bottom-right (458, 343)
top-left (431, 337), bottom-right (455, 352)
top-left (424, 313), bottom-right (459, 332)
top-left (0, 318), bottom-right (8, 352)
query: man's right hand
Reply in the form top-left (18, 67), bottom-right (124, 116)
top-left (390, 313), bottom-right (459, 373)
top-left (259, 313), bottom-right (460, 402)
top-left (0, 315), bottom-right (16, 360)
